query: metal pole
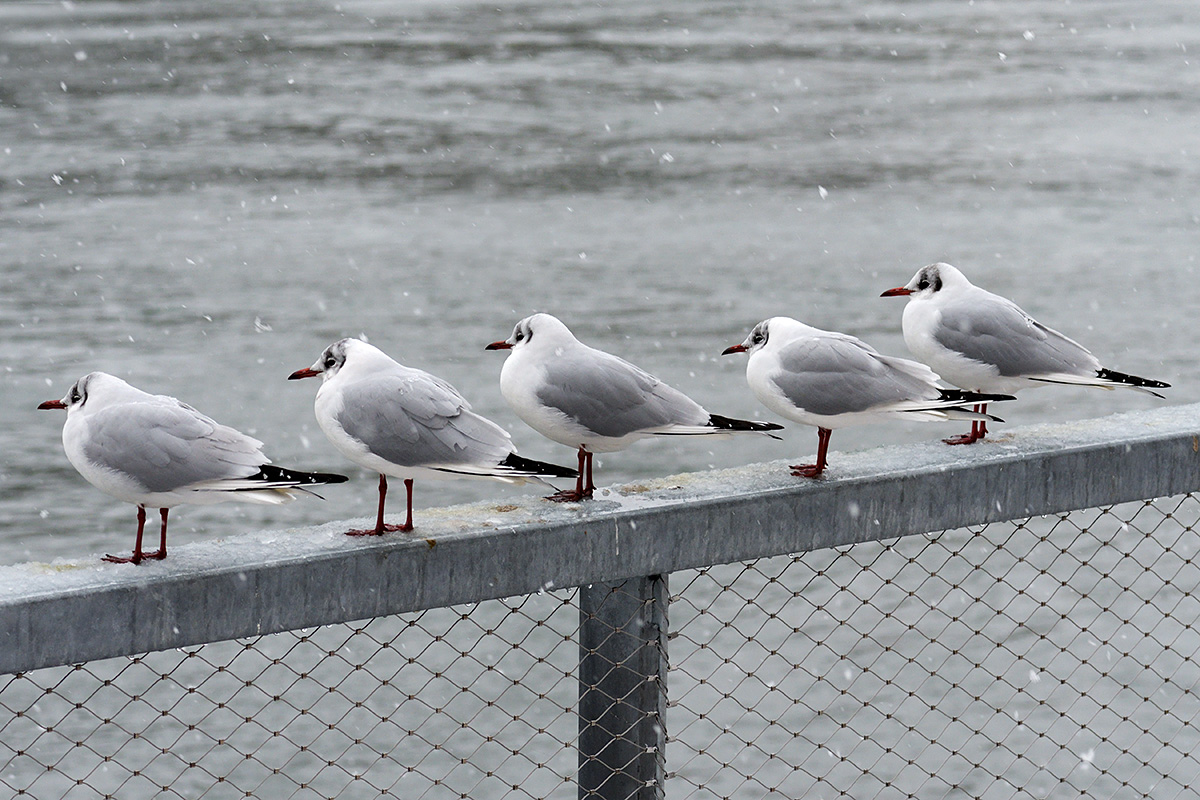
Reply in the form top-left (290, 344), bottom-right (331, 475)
top-left (578, 576), bottom-right (668, 800)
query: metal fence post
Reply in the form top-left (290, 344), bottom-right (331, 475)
top-left (578, 575), bottom-right (668, 800)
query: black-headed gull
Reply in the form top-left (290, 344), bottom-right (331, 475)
top-left (289, 337), bottom-right (576, 535)
top-left (722, 317), bottom-right (1012, 477)
top-left (882, 262), bottom-right (1170, 444)
top-left (485, 313), bottom-right (783, 501)
top-left (38, 372), bottom-right (348, 564)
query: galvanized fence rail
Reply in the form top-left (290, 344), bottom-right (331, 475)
top-left (1, 405), bottom-right (1198, 798)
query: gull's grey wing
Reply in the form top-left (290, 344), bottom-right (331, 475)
top-left (83, 399), bottom-right (266, 493)
top-left (336, 372), bottom-right (514, 468)
top-left (771, 336), bottom-right (938, 416)
top-left (535, 347), bottom-right (708, 437)
top-left (935, 292), bottom-right (1099, 377)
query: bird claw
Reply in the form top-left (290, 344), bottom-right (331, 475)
top-left (545, 489), bottom-right (592, 502)
top-left (102, 549), bottom-right (165, 565)
top-left (345, 523), bottom-right (411, 537)
top-left (942, 433), bottom-right (983, 446)
top-left (789, 464), bottom-right (824, 479)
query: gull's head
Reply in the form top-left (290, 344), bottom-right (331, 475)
top-left (723, 317), bottom-right (810, 357)
top-left (486, 313), bottom-right (575, 352)
top-left (289, 338), bottom-right (362, 381)
top-left (882, 262), bottom-right (970, 300)
top-left (723, 319), bottom-right (773, 356)
top-left (38, 371), bottom-right (122, 412)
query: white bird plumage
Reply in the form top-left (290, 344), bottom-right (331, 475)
top-left (723, 317), bottom-right (1009, 477)
top-left (487, 313), bottom-right (782, 500)
top-left (882, 262), bottom-right (1169, 443)
top-left (289, 337), bottom-right (575, 535)
top-left (39, 371), bottom-right (347, 564)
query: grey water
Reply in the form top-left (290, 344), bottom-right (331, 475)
top-left (2, 0), bottom-right (1197, 565)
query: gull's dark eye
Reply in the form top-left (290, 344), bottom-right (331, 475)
top-left (324, 356), bottom-right (336, 369)
top-left (916, 268), bottom-right (942, 292)
top-left (514, 329), bottom-right (525, 342)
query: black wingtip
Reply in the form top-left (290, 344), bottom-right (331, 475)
top-left (707, 413), bottom-right (785, 433)
top-left (1096, 368), bottom-right (1170, 391)
top-left (501, 453), bottom-right (579, 479)
top-left (254, 465), bottom-right (350, 485)
top-left (937, 389), bottom-right (1017, 405)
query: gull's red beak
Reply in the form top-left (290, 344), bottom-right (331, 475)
top-left (722, 344), bottom-right (747, 355)
top-left (38, 399), bottom-right (66, 410)
top-left (288, 367), bottom-right (320, 380)
top-left (485, 341), bottom-right (512, 351)
top-left (880, 287), bottom-right (912, 297)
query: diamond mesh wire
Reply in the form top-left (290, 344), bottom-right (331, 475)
top-left (1, 494), bottom-right (1197, 799)
top-left (0, 590), bottom-right (582, 799)
top-left (667, 494), bottom-right (1200, 799)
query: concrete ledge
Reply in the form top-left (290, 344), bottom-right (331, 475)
top-left (2, 404), bottom-right (1198, 674)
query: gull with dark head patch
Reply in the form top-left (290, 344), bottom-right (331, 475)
top-left (882, 262), bottom-right (1169, 444)
top-left (289, 337), bottom-right (576, 535)
top-left (486, 313), bottom-right (783, 500)
top-left (723, 317), bottom-right (1011, 477)
top-left (39, 372), bottom-right (347, 564)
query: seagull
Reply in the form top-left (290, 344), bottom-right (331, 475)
top-left (38, 372), bottom-right (348, 564)
top-left (881, 262), bottom-right (1170, 443)
top-left (288, 337), bottom-right (577, 535)
top-left (485, 313), bottom-right (783, 501)
top-left (722, 317), bottom-right (1012, 477)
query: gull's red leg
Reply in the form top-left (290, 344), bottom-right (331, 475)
top-left (149, 508), bottom-right (169, 560)
top-left (104, 506), bottom-right (148, 564)
top-left (944, 403), bottom-right (988, 445)
top-left (547, 446), bottom-right (593, 502)
top-left (399, 479), bottom-right (414, 532)
top-left (347, 474), bottom-right (410, 536)
top-left (791, 427), bottom-right (832, 478)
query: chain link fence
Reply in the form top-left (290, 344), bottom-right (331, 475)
top-left (0, 591), bottom-right (583, 799)
top-left (3, 491), bottom-right (1197, 799)
top-left (667, 494), bottom-right (1200, 799)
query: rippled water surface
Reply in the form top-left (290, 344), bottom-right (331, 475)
top-left (2, 0), bottom-right (1197, 564)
